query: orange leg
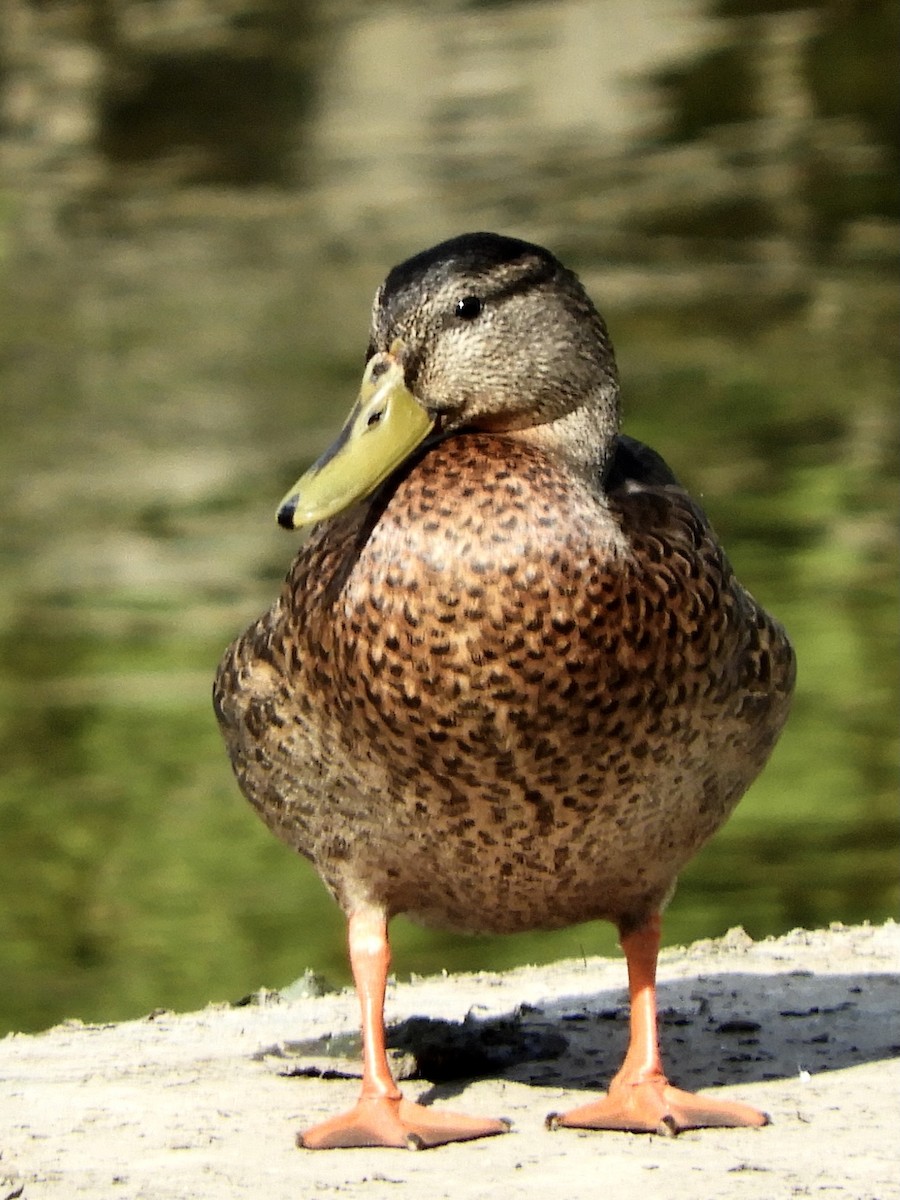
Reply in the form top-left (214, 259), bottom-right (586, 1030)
top-left (548, 912), bottom-right (768, 1136)
top-left (298, 909), bottom-right (510, 1149)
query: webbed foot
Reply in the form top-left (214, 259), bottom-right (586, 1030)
top-left (547, 1076), bottom-right (768, 1136)
top-left (299, 1095), bottom-right (510, 1150)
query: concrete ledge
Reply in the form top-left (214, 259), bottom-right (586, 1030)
top-left (1, 922), bottom-right (897, 1199)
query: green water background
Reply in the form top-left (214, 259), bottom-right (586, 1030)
top-left (0, 0), bottom-right (896, 1035)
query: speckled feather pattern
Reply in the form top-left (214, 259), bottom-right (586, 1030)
top-left (214, 432), bottom-right (795, 937)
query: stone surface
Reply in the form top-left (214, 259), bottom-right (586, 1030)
top-left (1, 922), bottom-right (898, 1199)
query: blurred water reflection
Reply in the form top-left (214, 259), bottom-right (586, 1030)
top-left (0, 0), bottom-right (896, 1034)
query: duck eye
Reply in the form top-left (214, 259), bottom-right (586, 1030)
top-left (455, 295), bottom-right (483, 320)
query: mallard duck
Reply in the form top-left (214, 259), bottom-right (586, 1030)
top-left (213, 233), bottom-right (795, 1150)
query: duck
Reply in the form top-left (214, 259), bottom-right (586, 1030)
top-left (213, 232), bottom-right (796, 1150)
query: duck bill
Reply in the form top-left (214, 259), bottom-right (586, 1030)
top-left (276, 345), bottom-right (434, 530)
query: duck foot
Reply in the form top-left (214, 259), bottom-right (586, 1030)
top-left (299, 1095), bottom-right (511, 1150)
top-left (547, 1077), bottom-right (769, 1136)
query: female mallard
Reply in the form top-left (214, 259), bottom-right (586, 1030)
top-left (214, 233), bottom-right (795, 1150)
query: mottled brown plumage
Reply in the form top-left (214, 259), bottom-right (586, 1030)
top-left (213, 233), bottom-right (795, 1149)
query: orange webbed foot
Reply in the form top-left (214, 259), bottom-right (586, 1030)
top-left (547, 1076), bottom-right (769, 1136)
top-left (299, 1095), bottom-right (511, 1150)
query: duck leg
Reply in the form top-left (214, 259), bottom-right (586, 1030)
top-left (548, 912), bottom-right (768, 1135)
top-left (299, 908), bottom-right (510, 1149)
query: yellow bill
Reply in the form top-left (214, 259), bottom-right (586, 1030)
top-left (276, 343), bottom-right (434, 530)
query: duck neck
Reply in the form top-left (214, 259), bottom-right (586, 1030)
top-left (509, 389), bottom-right (620, 487)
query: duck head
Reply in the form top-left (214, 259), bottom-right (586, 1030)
top-left (277, 232), bottom-right (620, 529)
